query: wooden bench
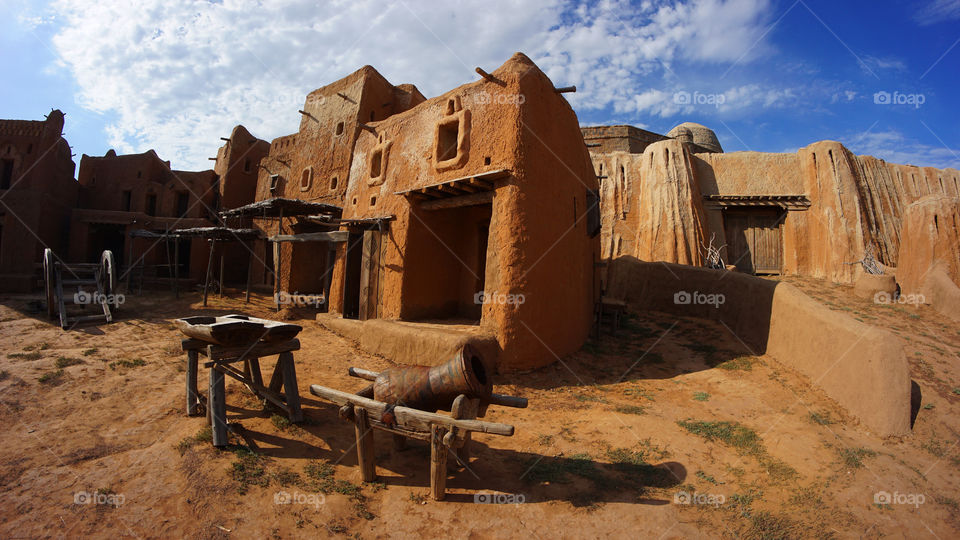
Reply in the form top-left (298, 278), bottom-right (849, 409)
top-left (182, 337), bottom-right (304, 447)
top-left (310, 367), bottom-right (527, 500)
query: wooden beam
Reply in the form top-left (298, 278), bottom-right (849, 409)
top-left (309, 384), bottom-right (515, 436)
top-left (474, 67), bottom-right (505, 86)
top-left (420, 190), bottom-right (494, 211)
top-left (269, 231), bottom-right (349, 243)
top-left (555, 85), bottom-right (577, 93)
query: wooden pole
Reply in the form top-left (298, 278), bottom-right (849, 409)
top-left (164, 237), bottom-right (174, 295)
top-left (430, 424), bottom-right (449, 500)
top-left (279, 352), bottom-right (303, 422)
top-left (245, 242), bottom-right (253, 304)
top-left (275, 210), bottom-right (283, 312)
top-left (218, 254), bottom-right (224, 298)
top-left (203, 239), bottom-right (216, 307)
top-left (173, 237), bottom-right (179, 300)
top-left (125, 235), bottom-right (133, 293)
top-left (354, 407), bottom-right (376, 482)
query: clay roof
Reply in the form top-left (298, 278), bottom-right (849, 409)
top-left (668, 122), bottom-right (723, 153)
top-left (0, 119), bottom-right (44, 137)
top-left (220, 197), bottom-right (342, 218)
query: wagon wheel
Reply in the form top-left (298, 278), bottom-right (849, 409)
top-left (43, 248), bottom-right (56, 319)
top-left (99, 250), bottom-right (116, 309)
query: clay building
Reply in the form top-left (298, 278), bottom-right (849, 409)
top-left (237, 65), bottom-right (427, 297)
top-left (230, 54), bottom-right (599, 371)
top-left (212, 125), bottom-right (271, 285)
top-left (0, 110), bottom-right (78, 291)
top-left (71, 149), bottom-right (219, 282)
top-left (586, 121), bottom-right (960, 319)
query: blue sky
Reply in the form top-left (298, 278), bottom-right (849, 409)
top-left (1, 0), bottom-right (958, 171)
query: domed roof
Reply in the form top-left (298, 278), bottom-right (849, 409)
top-left (667, 122), bottom-right (723, 153)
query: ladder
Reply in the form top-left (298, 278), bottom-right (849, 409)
top-left (44, 249), bottom-right (118, 330)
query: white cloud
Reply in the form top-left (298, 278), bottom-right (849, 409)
top-left (848, 129), bottom-right (960, 170)
top-left (43, 0), bottom-right (774, 169)
top-left (914, 0), bottom-right (960, 25)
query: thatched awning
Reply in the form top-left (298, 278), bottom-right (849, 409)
top-left (129, 227), bottom-right (262, 241)
top-left (703, 194), bottom-right (811, 210)
top-left (220, 197), bottom-right (342, 219)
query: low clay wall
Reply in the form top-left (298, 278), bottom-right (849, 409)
top-left (607, 257), bottom-right (911, 437)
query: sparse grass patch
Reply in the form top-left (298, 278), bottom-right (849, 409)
top-left (623, 387), bottom-right (657, 400)
top-left (574, 393), bottom-right (606, 403)
top-left (230, 448), bottom-right (269, 494)
top-left (38, 369), bottom-right (65, 384)
top-left (409, 492), bottom-right (427, 504)
top-left (696, 471), bottom-right (720, 485)
top-left (614, 404), bottom-right (646, 415)
top-left (837, 447), bottom-right (877, 469)
top-left (693, 392), bottom-right (710, 402)
top-left (808, 411), bottom-right (834, 425)
top-left (717, 356), bottom-right (756, 371)
top-left (304, 460), bottom-right (374, 519)
top-left (922, 438), bottom-right (949, 458)
top-left (271, 414), bottom-right (293, 431)
top-left (82, 348), bottom-right (98, 356)
top-left (109, 358), bottom-right (146, 370)
top-left (523, 453), bottom-right (595, 484)
top-left (740, 511), bottom-right (804, 540)
top-left (678, 419), bottom-right (795, 481)
top-left (537, 434), bottom-right (554, 446)
top-left (9, 351), bottom-right (42, 361)
top-left (923, 403), bottom-right (935, 410)
top-left (177, 426), bottom-right (213, 455)
top-left (55, 356), bottom-right (83, 369)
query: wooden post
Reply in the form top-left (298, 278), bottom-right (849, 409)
top-left (248, 357), bottom-right (263, 388)
top-left (354, 407), bottom-right (376, 482)
top-left (218, 254), bottom-right (224, 298)
top-left (125, 236), bottom-right (133, 293)
top-left (186, 350), bottom-right (200, 416)
top-left (173, 237), bottom-right (179, 300)
top-left (164, 237), bottom-right (175, 295)
top-left (279, 352), bottom-right (303, 422)
top-left (203, 238), bottom-right (216, 307)
top-left (431, 424), bottom-right (449, 500)
top-left (245, 243), bottom-right (253, 304)
top-left (275, 210), bottom-right (283, 312)
top-left (209, 364), bottom-right (228, 447)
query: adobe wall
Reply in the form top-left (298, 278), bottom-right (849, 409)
top-left (0, 110), bottom-right (78, 290)
top-left (335, 52), bottom-right (598, 371)
top-left (214, 125), bottom-right (270, 211)
top-left (606, 257), bottom-right (911, 437)
top-left (582, 125), bottom-right (668, 154)
top-left (896, 196), bottom-right (960, 320)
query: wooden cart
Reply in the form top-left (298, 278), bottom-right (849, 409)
top-left (43, 248), bottom-right (118, 329)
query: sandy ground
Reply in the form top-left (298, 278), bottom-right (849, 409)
top-left (0, 278), bottom-right (958, 539)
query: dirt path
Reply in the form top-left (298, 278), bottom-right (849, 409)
top-left (0, 280), bottom-right (958, 538)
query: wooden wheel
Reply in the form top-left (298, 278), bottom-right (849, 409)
top-left (43, 248), bottom-right (56, 319)
top-left (100, 250), bottom-right (117, 308)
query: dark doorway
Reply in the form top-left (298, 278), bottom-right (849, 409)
top-left (88, 224), bottom-right (125, 267)
top-left (145, 194), bottom-right (157, 216)
top-left (176, 192), bottom-right (189, 218)
top-left (0, 159), bottom-right (13, 189)
top-left (176, 238), bottom-right (191, 276)
top-left (724, 208), bottom-right (784, 274)
top-left (342, 231), bottom-right (364, 319)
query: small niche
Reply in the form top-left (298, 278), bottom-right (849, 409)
top-left (484, 156), bottom-right (491, 166)
top-left (369, 195), bottom-right (377, 207)
top-left (352, 197), bottom-right (358, 205)
top-left (300, 168), bottom-right (312, 191)
top-left (244, 159), bottom-right (251, 172)
top-left (330, 176), bottom-right (338, 190)
top-left (269, 174), bottom-right (280, 192)
top-left (370, 149), bottom-right (383, 178)
top-left (335, 122), bottom-right (344, 136)
top-left (436, 121), bottom-right (459, 162)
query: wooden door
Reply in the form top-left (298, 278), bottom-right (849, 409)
top-left (723, 209), bottom-right (783, 274)
top-left (358, 229), bottom-right (382, 321)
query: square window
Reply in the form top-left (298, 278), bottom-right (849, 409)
top-left (436, 121), bottom-right (459, 162)
top-left (269, 174), bottom-right (280, 191)
top-left (370, 149), bottom-right (383, 178)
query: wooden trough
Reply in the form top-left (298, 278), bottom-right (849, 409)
top-left (310, 367), bottom-right (527, 500)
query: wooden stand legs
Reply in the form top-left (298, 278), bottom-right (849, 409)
top-left (209, 367), bottom-right (228, 447)
top-left (431, 424), bottom-right (449, 501)
top-left (355, 407), bottom-right (376, 482)
top-left (279, 352), bottom-right (303, 423)
top-left (186, 350), bottom-right (200, 416)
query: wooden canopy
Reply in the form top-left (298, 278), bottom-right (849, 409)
top-left (703, 194), bottom-right (811, 210)
top-left (395, 169), bottom-right (510, 210)
top-left (220, 197), bottom-right (343, 219)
